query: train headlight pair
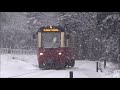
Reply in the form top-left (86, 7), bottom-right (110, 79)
top-left (40, 52), bottom-right (61, 55)
top-left (40, 53), bottom-right (43, 55)
top-left (58, 52), bottom-right (62, 55)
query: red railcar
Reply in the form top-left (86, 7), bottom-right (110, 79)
top-left (35, 26), bottom-right (75, 70)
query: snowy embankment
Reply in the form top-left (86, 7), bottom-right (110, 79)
top-left (99, 61), bottom-right (120, 78)
top-left (0, 54), bottom-right (38, 78)
top-left (0, 54), bottom-right (120, 78)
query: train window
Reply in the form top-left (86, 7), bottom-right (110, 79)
top-left (65, 33), bottom-right (70, 47)
top-left (41, 32), bottom-right (60, 48)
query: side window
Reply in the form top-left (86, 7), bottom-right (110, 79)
top-left (65, 33), bottom-right (70, 47)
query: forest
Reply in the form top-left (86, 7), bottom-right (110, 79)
top-left (0, 12), bottom-right (120, 64)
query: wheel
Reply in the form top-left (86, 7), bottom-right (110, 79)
top-left (39, 62), bottom-right (46, 70)
top-left (38, 62), bottom-right (50, 70)
top-left (38, 63), bottom-right (46, 70)
top-left (44, 62), bottom-right (52, 70)
top-left (68, 60), bottom-right (75, 67)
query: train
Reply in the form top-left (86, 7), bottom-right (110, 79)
top-left (33, 26), bottom-right (75, 70)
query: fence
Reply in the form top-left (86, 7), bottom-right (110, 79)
top-left (0, 48), bottom-right (37, 55)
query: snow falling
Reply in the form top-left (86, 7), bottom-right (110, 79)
top-left (0, 12), bottom-right (120, 78)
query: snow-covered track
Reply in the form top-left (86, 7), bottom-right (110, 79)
top-left (7, 69), bottom-right (57, 78)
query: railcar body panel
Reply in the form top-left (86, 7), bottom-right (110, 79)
top-left (35, 26), bottom-right (75, 69)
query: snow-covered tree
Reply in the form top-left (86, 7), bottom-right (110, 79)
top-left (97, 12), bottom-right (120, 64)
top-left (57, 12), bottom-right (97, 60)
top-left (1, 12), bottom-right (119, 66)
top-left (0, 12), bottom-right (34, 49)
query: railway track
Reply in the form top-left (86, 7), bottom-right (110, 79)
top-left (8, 69), bottom-right (57, 78)
top-left (8, 62), bottom-right (87, 78)
top-left (2, 59), bottom-right (105, 78)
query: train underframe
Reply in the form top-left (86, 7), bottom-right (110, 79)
top-left (38, 59), bottom-right (75, 70)
top-left (37, 48), bottom-right (75, 70)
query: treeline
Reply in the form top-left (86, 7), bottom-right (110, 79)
top-left (58, 12), bottom-right (120, 63)
top-left (0, 12), bottom-right (120, 63)
top-left (0, 12), bottom-right (37, 50)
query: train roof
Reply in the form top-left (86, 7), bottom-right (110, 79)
top-left (37, 25), bottom-right (65, 32)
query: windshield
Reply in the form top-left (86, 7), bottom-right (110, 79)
top-left (41, 32), bottom-right (60, 48)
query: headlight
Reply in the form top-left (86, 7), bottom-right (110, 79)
top-left (40, 53), bottom-right (43, 55)
top-left (58, 52), bottom-right (62, 55)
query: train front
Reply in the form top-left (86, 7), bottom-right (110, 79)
top-left (37, 26), bottom-right (75, 70)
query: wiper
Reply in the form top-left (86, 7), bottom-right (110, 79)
top-left (51, 37), bottom-right (58, 48)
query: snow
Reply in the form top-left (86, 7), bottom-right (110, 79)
top-left (0, 54), bottom-right (38, 78)
top-left (0, 54), bottom-right (120, 78)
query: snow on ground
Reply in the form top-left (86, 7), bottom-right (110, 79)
top-left (97, 61), bottom-right (120, 78)
top-left (0, 54), bottom-right (120, 78)
top-left (0, 54), bottom-right (38, 78)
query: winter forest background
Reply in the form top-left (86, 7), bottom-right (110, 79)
top-left (0, 12), bottom-right (120, 65)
